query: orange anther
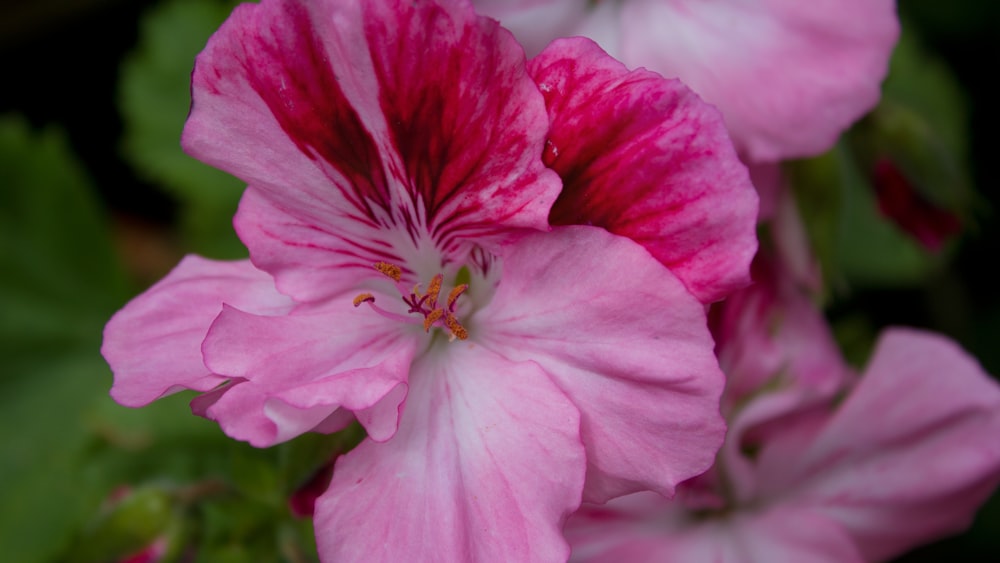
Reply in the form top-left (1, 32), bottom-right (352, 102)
top-left (352, 293), bottom-right (375, 307)
top-left (373, 261), bottom-right (402, 282)
top-left (445, 312), bottom-right (468, 341)
top-left (426, 274), bottom-right (443, 307)
top-left (446, 284), bottom-right (468, 309)
top-left (423, 308), bottom-right (444, 332)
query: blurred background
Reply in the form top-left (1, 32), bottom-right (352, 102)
top-left (1, 0), bottom-right (998, 561)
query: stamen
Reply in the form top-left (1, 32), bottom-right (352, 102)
top-left (352, 293), bottom-right (375, 307)
top-left (444, 312), bottom-right (468, 341)
top-left (355, 267), bottom-right (471, 341)
top-left (446, 284), bottom-right (468, 310)
top-left (426, 274), bottom-right (443, 308)
top-left (423, 308), bottom-right (444, 332)
top-left (373, 261), bottom-right (402, 282)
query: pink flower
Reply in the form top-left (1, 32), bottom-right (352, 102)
top-left (709, 251), bottom-right (850, 416)
top-left (473, 0), bottom-right (899, 162)
top-left (102, 0), bottom-right (758, 559)
top-left (567, 299), bottom-right (1000, 562)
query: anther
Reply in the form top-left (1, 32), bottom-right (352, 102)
top-left (426, 274), bottom-right (444, 307)
top-left (446, 284), bottom-right (468, 310)
top-left (445, 312), bottom-right (468, 341)
top-left (423, 308), bottom-right (444, 332)
top-left (373, 261), bottom-right (402, 282)
top-left (352, 293), bottom-right (375, 307)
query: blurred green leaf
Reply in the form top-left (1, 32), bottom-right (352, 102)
top-left (119, 0), bottom-right (246, 258)
top-left (834, 143), bottom-right (942, 286)
top-left (0, 118), bottom-right (127, 336)
top-left (68, 486), bottom-right (174, 563)
top-left (0, 116), bottom-right (129, 562)
top-left (788, 143), bottom-right (943, 292)
top-left (849, 25), bottom-right (974, 217)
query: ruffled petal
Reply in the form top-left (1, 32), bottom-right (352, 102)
top-left (756, 328), bottom-right (1000, 561)
top-left (476, 226), bottom-right (726, 502)
top-left (618, 0), bottom-right (898, 161)
top-left (102, 256), bottom-right (292, 406)
top-left (184, 0), bottom-right (560, 299)
top-left (529, 38), bottom-right (757, 304)
top-left (316, 344), bottom-right (584, 562)
top-left (199, 302), bottom-right (418, 447)
top-left (566, 499), bottom-right (863, 563)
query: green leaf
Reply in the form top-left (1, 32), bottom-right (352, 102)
top-left (833, 143), bottom-right (942, 287)
top-left (0, 116), bottom-right (129, 563)
top-left (849, 25), bottom-right (975, 216)
top-left (68, 486), bottom-right (174, 563)
top-left (787, 143), bottom-right (943, 292)
top-left (119, 0), bottom-right (246, 258)
top-left (0, 118), bottom-right (126, 337)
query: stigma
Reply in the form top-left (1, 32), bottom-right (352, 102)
top-left (353, 262), bottom-right (470, 341)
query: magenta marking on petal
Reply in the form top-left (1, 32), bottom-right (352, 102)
top-left (241, 2), bottom-right (390, 222)
top-left (360, 0), bottom-right (560, 251)
top-left (529, 38), bottom-right (757, 303)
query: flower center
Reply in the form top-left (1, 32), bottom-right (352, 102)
top-left (352, 261), bottom-right (470, 341)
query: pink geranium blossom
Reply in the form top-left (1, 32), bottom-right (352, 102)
top-left (566, 256), bottom-right (1000, 562)
top-left (102, 0), bottom-right (758, 559)
top-left (473, 0), bottom-right (899, 162)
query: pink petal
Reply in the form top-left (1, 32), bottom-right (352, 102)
top-left (710, 251), bottom-right (850, 414)
top-left (567, 500), bottom-right (863, 563)
top-left (756, 328), bottom-right (1000, 561)
top-left (618, 0), bottom-right (898, 161)
top-left (472, 0), bottom-right (594, 57)
top-left (479, 0), bottom-right (898, 162)
top-left (184, 0), bottom-right (560, 300)
top-left (233, 187), bottom-right (387, 303)
top-left (477, 226), bottom-right (726, 502)
top-left (316, 344), bottom-right (584, 562)
top-left (199, 302), bottom-right (418, 447)
top-left (102, 256), bottom-right (291, 406)
top-left (529, 38), bottom-right (757, 304)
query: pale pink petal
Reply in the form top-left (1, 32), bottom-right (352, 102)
top-left (102, 256), bottom-right (292, 406)
top-left (473, 0), bottom-right (600, 57)
top-left (619, 0), bottom-right (898, 161)
top-left (720, 388), bottom-right (835, 504)
top-left (476, 226), bottom-right (726, 502)
top-left (529, 38), bottom-right (757, 303)
top-left (316, 345), bottom-right (584, 562)
top-left (184, 0), bottom-right (560, 301)
top-left (199, 302), bottom-right (418, 446)
top-left (567, 500), bottom-right (863, 563)
top-left (770, 179), bottom-right (824, 292)
top-left (711, 251), bottom-right (850, 414)
top-left (757, 328), bottom-right (1000, 561)
top-left (233, 187), bottom-right (389, 302)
